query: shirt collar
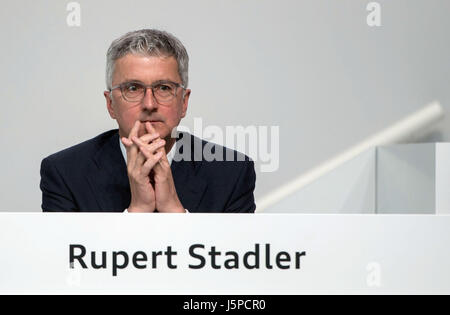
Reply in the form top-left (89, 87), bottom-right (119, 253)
top-left (119, 137), bottom-right (177, 166)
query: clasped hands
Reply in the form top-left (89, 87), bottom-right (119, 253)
top-left (121, 121), bottom-right (185, 213)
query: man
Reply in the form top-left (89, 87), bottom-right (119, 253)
top-left (40, 29), bottom-right (256, 213)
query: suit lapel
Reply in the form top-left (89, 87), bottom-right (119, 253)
top-left (86, 131), bottom-right (130, 212)
top-left (171, 160), bottom-right (207, 212)
top-left (171, 132), bottom-right (207, 212)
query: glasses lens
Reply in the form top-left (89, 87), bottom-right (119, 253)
top-left (154, 82), bottom-right (177, 103)
top-left (122, 82), bottom-right (145, 101)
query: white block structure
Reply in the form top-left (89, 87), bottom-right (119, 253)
top-left (257, 102), bottom-right (444, 212)
top-left (260, 143), bottom-right (450, 214)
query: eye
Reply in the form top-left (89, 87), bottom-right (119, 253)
top-left (124, 83), bottom-right (142, 93)
top-left (157, 84), bottom-right (173, 92)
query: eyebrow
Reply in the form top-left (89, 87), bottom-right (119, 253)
top-left (121, 79), bottom-right (177, 85)
top-left (121, 79), bottom-right (145, 84)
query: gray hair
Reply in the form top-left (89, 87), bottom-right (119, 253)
top-left (105, 29), bottom-right (189, 90)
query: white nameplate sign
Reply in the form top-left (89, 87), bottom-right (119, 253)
top-left (0, 213), bottom-right (449, 294)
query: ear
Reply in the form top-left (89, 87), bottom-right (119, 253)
top-left (104, 91), bottom-right (116, 119)
top-left (180, 89), bottom-right (191, 118)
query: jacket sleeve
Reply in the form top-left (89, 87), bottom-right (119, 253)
top-left (40, 157), bottom-right (78, 212)
top-left (223, 160), bottom-right (256, 213)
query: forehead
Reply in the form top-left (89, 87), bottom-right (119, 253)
top-left (112, 54), bottom-right (180, 84)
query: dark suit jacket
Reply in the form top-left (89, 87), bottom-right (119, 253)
top-left (40, 130), bottom-right (256, 213)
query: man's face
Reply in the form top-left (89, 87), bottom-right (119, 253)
top-left (104, 54), bottom-right (190, 140)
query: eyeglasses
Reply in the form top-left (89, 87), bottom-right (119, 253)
top-left (109, 80), bottom-right (185, 104)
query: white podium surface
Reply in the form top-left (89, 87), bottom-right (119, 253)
top-left (0, 213), bottom-right (449, 294)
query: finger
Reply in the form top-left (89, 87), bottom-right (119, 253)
top-left (134, 150), bottom-right (146, 169)
top-left (145, 121), bottom-right (167, 155)
top-left (129, 150), bottom-right (149, 183)
top-left (126, 121), bottom-right (141, 170)
top-left (145, 121), bottom-right (158, 135)
top-left (138, 132), bottom-right (161, 145)
top-left (159, 145), bottom-right (170, 164)
top-left (129, 120), bottom-right (141, 139)
top-left (141, 151), bottom-right (164, 175)
top-left (132, 135), bottom-right (165, 149)
top-left (152, 146), bottom-right (169, 175)
top-left (121, 137), bottom-right (133, 147)
top-left (128, 153), bottom-right (150, 186)
top-left (121, 136), bottom-right (137, 175)
top-left (132, 137), bottom-right (166, 159)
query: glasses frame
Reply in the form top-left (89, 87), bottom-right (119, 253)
top-left (109, 80), bottom-right (186, 103)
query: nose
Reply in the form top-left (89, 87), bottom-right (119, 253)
top-left (141, 87), bottom-right (158, 111)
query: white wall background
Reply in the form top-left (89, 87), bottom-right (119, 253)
top-left (1, 0), bottom-right (449, 211)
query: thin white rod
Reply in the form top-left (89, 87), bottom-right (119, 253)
top-left (256, 101), bottom-right (445, 212)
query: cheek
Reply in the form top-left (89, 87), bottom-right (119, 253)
top-left (166, 108), bottom-right (184, 129)
top-left (154, 107), bottom-right (181, 137)
top-left (171, 100), bottom-right (186, 120)
top-left (116, 106), bottom-right (141, 134)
